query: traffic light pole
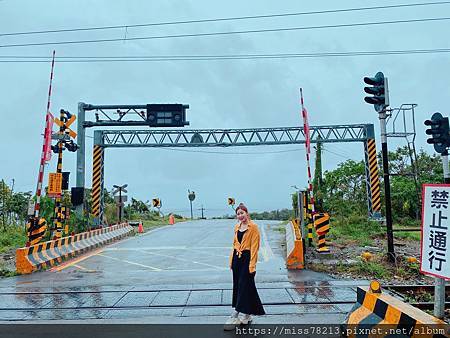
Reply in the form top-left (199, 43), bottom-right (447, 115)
top-left (379, 109), bottom-right (395, 262)
top-left (434, 151), bottom-right (449, 318)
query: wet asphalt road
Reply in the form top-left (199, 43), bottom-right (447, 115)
top-left (0, 219), bottom-right (366, 323)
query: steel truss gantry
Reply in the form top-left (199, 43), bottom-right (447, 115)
top-left (95, 125), bottom-right (372, 148)
top-left (75, 103), bottom-right (382, 225)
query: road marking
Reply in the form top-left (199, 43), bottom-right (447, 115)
top-left (138, 250), bottom-right (225, 270)
top-left (104, 246), bottom-right (187, 251)
top-left (50, 248), bottom-right (104, 272)
top-left (162, 268), bottom-right (229, 272)
top-left (97, 253), bottom-right (162, 271)
top-left (185, 247), bottom-right (230, 258)
top-left (103, 246), bottom-right (230, 251)
top-left (163, 267), bottom-right (229, 272)
top-left (261, 224), bottom-right (274, 262)
top-left (73, 264), bottom-right (97, 273)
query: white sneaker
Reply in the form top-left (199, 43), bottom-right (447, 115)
top-left (238, 313), bottom-right (253, 325)
top-left (223, 316), bottom-right (241, 331)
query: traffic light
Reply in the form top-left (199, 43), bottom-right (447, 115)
top-left (152, 198), bottom-right (161, 208)
top-left (228, 197), bottom-right (235, 206)
top-left (65, 140), bottom-right (79, 152)
top-left (363, 72), bottom-right (389, 113)
top-left (62, 172), bottom-right (70, 190)
top-left (425, 112), bottom-right (450, 154)
top-left (146, 104), bottom-right (189, 127)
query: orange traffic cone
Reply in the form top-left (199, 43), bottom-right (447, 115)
top-left (169, 214), bottom-right (175, 225)
top-left (138, 221), bottom-right (144, 233)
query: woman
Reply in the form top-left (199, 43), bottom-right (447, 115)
top-left (224, 203), bottom-right (265, 330)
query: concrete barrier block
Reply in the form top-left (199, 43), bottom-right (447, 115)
top-left (16, 223), bottom-right (133, 274)
top-left (285, 220), bottom-right (304, 270)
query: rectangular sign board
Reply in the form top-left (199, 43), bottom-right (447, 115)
top-left (114, 195), bottom-right (127, 203)
top-left (420, 184), bottom-right (450, 280)
top-left (27, 199), bottom-right (35, 216)
top-left (48, 173), bottom-right (62, 198)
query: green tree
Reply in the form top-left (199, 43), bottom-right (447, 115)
top-left (388, 147), bottom-right (442, 221)
top-left (322, 159), bottom-right (367, 216)
top-left (317, 147), bottom-right (443, 221)
top-left (0, 180), bottom-right (12, 229)
top-left (313, 139), bottom-right (324, 211)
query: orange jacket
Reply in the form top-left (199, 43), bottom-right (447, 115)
top-left (229, 221), bottom-right (261, 273)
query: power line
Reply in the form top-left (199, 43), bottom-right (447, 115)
top-left (1, 48), bottom-right (449, 63)
top-left (1, 17), bottom-right (449, 49)
top-left (2, 1), bottom-right (449, 37)
top-left (325, 143), bottom-right (357, 158)
top-left (322, 148), bottom-right (352, 159)
top-left (159, 147), bottom-right (303, 155)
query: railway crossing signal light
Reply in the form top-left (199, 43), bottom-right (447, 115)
top-left (228, 198), bottom-right (235, 206)
top-left (152, 198), bottom-right (161, 208)
top-left (146, 104), bottom-right (189, 127)
top-left (65, 140), bottom-right (78, 152)
top-left (425, 112), bottom-right (450, 154)
top-left (363, 72), bottom-right (389, 113)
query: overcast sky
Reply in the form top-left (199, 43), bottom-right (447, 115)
top-left (0, 1), bottom-right (449, 217)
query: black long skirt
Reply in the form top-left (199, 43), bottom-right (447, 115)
top-left (231, 249), bottom-right (265, 315)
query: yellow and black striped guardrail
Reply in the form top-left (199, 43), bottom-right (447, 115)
top-left (302, 193), bottom-right (314, 247)
top-left (365, 138), bottom-right (381, 217)
top-left (92, 145), bottom-right (104, 223)
top-left (285, 218), bottom-right (304, 269)
top-left (343, 283), bottom-right (447, 337)
top-left (26, 217), bottom-right (47, 246)
top-left (16, 223), bottom-right (133, 274)
top-left (313, 213), bottom-right (330, 253)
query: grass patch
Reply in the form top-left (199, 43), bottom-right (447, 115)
top-left (309, 260), bottom-right (389, 280)
top-left (395, 231), bottom-right (421, 241)
top-left (327, 215), bottom-right (384, 246)
top-left (0, 226), bottom-right (27, 253)
top-left (350, 261), bottom-right (389, 279)
top-left (141, 216), bottom-right (188, 231)
top-left (273, 226), bottom-right (286, 234)
top-left (0, 262), bottom-right (18, 278)
top-left (310, 256), bottom-right (424, 282)
top-left (392, 219), bottom-right (421, 241)
top-left (143, 219), bottom-right (167, 229)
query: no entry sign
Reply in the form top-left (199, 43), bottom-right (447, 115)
top-left (420, 184), bottom-right (450, 280)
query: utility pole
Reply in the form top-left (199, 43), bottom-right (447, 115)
top-left (199, 205), bottom-right (205, 219)
top-left (424, 112), bottom-right (450, 319)
top-left (1, 180), bottom-right (5, 229)
top-left (50, 109), bottom-right (78, 239)
top-left (52, 109), bottom-right (65, 239)
top-left (364, 72), bottom-right (395, 262)
top-left (379, 107), bottom-right (395, 262)
top-left (434, 151), bottom-right (449, 318)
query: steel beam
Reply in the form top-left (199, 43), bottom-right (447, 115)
top-left (96, 124), bottom-right (372, 148)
